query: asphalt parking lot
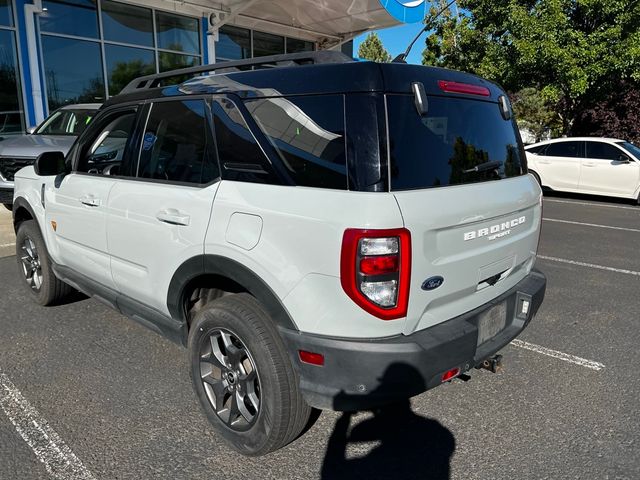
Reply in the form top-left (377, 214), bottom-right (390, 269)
top-left (1, 193), bottom-right (639, 480)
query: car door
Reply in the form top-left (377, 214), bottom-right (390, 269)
top-left (580, 141), bottom-right (640, 197)
top-left (45, 106), bottom-right (139, 289)
top-left (534, 140), bottom-right (583, 191)
top-left (107, 98), bottom-right (220, 314)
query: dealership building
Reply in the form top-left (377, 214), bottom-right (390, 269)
top-left (0, 0), bottom-right (426, 133)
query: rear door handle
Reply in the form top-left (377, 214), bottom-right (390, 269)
top-left (156, 209), bottom-right (191, 226)
top-left (582, 162), bottom-right (595, 167)
top-left (79, 195), bottom-right (101, 207)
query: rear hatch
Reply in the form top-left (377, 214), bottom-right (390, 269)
top-left (382, 70), bottom-right (542, 335)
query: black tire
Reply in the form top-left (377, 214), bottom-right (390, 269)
top-left (15, 220), bottom-right (73, 305)
top-left (188, 293), bottom-right (311, 456)
top-left (2, 203), bottom-right (11, 211)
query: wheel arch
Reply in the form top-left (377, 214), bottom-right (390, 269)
top-left (12, 196), bottom-right (38, 234)
top-left (168, 255), bottom-right (299, 333)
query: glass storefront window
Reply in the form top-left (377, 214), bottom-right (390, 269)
top-left (253, 31), bottom-right (284, 57)
top-left (215, 27), bottom-right (314, 62)
top-left (0, 28), bottom-right (23, 134)
top-left (40, 0), bottom-right (99, 38)
top-left (156, 11), bottom-right (200, 54)
top-left (101, 0), bottom-right (153, 47)
top-left (0, 0), bottom-right (13, 27)
top-left (286, 38), bottom-right (314, 54)
top-left (159, 51), bottom-right (199, 71)
top-left (217, 25), bottom-right (250, 61)
top-left (105, 44), bottom-right (154, 96)
top-left (42, 36), bottom-right (105, 109)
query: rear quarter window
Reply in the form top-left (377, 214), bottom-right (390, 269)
top-left (386, 95), bottom-right (525, 191)
top-left (244, 95), bottom-right (347, 190)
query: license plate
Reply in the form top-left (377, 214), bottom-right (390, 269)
top-left (477, 302), bottom-right (507, 346)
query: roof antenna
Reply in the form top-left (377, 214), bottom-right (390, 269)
top-left (392, 0), bottom-right (457, 63)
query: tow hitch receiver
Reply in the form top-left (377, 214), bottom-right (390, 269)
top-left (477, 354), bottom-right (503, 373)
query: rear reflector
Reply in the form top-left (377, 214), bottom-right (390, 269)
top-left (441, 367), bottom-right (460, 382)
top-left (299, 350), bottom-right (324, 366)
top-left (438, 80), bottom-right (490, 97)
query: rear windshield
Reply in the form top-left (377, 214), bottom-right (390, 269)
top-left (387, 95), bottom-right (525, 191)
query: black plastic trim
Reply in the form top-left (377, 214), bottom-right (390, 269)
top-left (52, 263), bottom-right (186, 345)
top-left (167, 255), bottom-right (298, 331)
top-left (280, 269), bottom-right (546, 411)
top-left (0, 188), bottom-right (13, 205)
top-left (11, 196), bottom-right (38, 232)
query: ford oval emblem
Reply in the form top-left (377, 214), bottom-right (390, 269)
top-left (422, 276), bottom-right (444, 291)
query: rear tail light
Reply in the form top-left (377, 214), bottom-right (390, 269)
top-left (438, 80), bottom-right (490, 97)
top-left (340, 228), bottom-right (411, 320)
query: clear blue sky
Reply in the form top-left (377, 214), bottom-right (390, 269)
top-left (353, 23), bottom-right (427, 65)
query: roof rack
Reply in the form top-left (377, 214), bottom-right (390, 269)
top-left (120, 51), bottom-right (353, 94)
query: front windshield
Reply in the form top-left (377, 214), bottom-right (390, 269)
top-left (617, 141), bottom-right (640, 160)
top-left (35, 109), bottom-right (95, 136)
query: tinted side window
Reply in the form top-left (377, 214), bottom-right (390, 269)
top-left (527, 145), bottom-right (547, 155)
top-left (245, 95), bottom-right (347, 190)
top-left (545, 141), bottom-right (582, 158)
top-left (211, 98), bottom-right (279, 184)
top-left (586, 142), bottom-right (622, 161)
top-left (78, 110), bottom-right (136, 175)
top-left (138, 100), bottom-right (218, 184)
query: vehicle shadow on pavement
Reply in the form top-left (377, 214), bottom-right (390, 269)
top-left (320, 364), bottom-right (456, 480)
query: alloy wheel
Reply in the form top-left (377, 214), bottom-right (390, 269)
top-left (199, 328), bottom-right (261, 431)
top-left (20, 237), bottom-right (43, 290)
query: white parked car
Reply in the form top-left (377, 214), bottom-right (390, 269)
top-left (525, 137), bottom-right (640, 203)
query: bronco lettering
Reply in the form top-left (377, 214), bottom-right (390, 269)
top-left (464, 216), bottom-right (526, 241)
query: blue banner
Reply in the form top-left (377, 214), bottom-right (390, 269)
top-left (379, 0), bottom-right (429, 23)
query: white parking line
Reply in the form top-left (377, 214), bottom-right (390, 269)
top-left (0, 242), bottom-right (15, 248)
top-left (544, 198), bottom-right (639, 211)
top-left (543, 218), bottom-right (640, 233)
top-left (537, 255), bottom-right (640, 276)
top-left (0, 371), bottom-right (96, 480)
top-left (511, 340), bottom-right (605, 371)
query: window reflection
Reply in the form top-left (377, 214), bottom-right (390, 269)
top-left (245, 95), bottom-right (347, 189)
top-left (40, 0), bottom-right (98, 38)
top-left (0, 29), bottom-right (23, 133)
top-left (217, 25), bottom-right (250, 61)
top-left (105, 44), bottom-right (154, 95)
top-left (156, 11), bottom-right (200, 54)
top-left (253, 31), bottom-right (284, 57)
top-left (286, 38), bottom-right (314, 54)
top-left (42, 36), bottom-right (104, 110)
top-left (102, 0), bottom-right (153, 47)
top-left (0, 0), bottom-right (13, 27)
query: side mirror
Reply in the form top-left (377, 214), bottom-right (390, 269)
top-left (618, 154), bottom-right (630, 164)
top-left (34, 151), bottom-right (66, 176)
top-left (27, 126), bottom-right (36, 134)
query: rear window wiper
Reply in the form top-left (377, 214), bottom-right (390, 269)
top-left (463, 161), bottom-right (502, 174)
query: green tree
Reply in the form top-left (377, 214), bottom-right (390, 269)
top-left (422, 0), bottom-right (640, 135)
top-left (358, 33), bottom-right (392, 63)
top-left (511, 87), bottom-right (559, 142)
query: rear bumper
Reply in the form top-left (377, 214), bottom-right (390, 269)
top-left (281, 269), bottom-right (546, 411)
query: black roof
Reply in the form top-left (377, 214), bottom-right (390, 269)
top-left (103, 51), bottom-right (506, 108)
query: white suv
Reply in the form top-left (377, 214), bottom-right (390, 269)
top-left (11, 52), bottom-right (546, 456)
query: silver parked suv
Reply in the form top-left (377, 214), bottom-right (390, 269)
top-left (0, 104), bottom-right (99, 210)
top-left (11, 52), bottom-right (546, 456)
